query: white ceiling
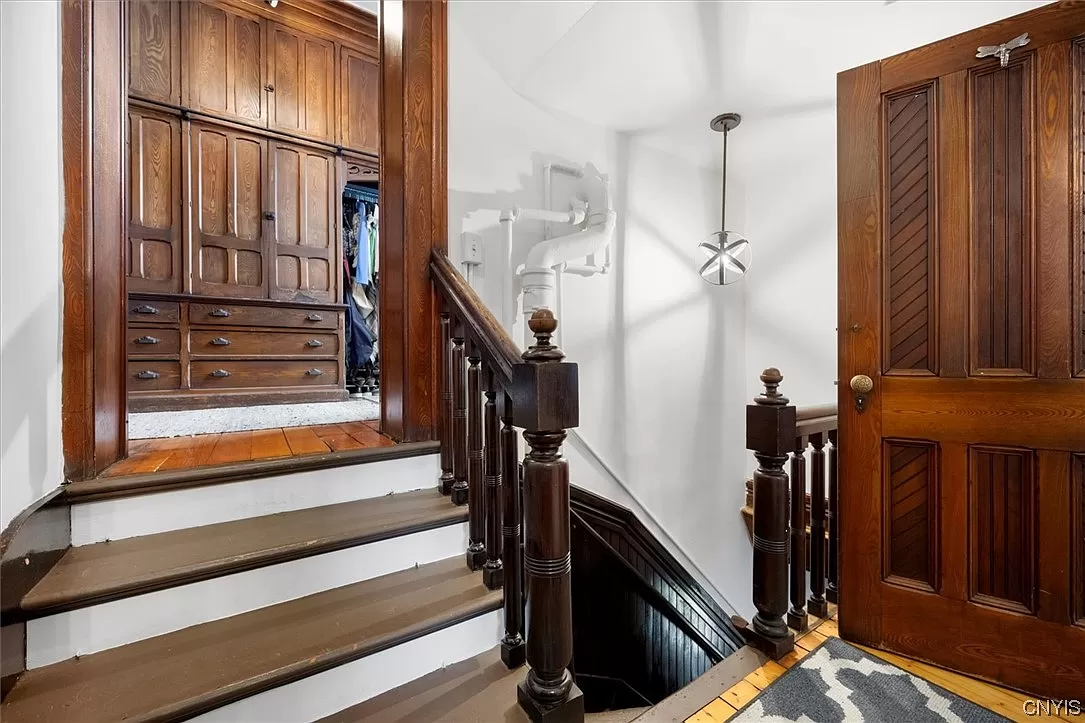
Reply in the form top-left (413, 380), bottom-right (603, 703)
top-left (451, 0), bottom-right (1052, 168)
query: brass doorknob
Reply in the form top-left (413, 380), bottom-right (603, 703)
top-left (849, 374), bottom-right (873, 394)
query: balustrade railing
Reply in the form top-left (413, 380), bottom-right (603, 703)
top-left (743, 368), bottom-right (839, 660)
top-left (430, 250), bottom-right (584, 721)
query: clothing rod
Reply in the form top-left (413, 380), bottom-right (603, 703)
top-left (343, 186), bottom-right (379, 203)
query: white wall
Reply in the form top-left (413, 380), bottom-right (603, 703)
top-left (731, 0), bottom-right (1052, 408)
top-left (448, 6), bottom-right (752, 616)
top-left (0, 0), bottom-right (65, 530)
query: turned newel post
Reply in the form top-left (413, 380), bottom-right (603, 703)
top-left (512, 309), bottom-right (584, 722)
top-left (744, 368), bottom-right (796, 660)
top-left (482, 369), bottom-right (504, 589)
top-left (439, 313), bottom-right (455, 495)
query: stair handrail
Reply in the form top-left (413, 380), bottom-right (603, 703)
top-left (430, 248), bottom-right (585, 721)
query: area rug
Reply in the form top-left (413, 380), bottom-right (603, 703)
top-left (731, 638), bottom-right (1009, 723)
top-left (128, 396), bottom-right (380, 439)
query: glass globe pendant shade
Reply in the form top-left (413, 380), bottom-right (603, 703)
top-left (698, 230), bottom-right (751, 286)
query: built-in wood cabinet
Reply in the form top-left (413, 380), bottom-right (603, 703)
top-left (185, 1), bottom-right (268, 126)
top-left (128, 0), bottom-right (181, 104)
top-left (125, 0), bottom-right (376, 410)
top-left (268, 23), bottom-right (336, 142)
top-left (189, 121), bottom-right (269, 299)
top-left (268, 140), bottom-right (338, 303)
top-left (339, 47), bottom-right (379, 154)
top-left (128, 105), bottom-right (184, 294)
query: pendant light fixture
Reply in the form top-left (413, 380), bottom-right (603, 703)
top-left (699, 113), bottom-right (751, 286)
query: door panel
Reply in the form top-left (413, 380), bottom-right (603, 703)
top-left (268, 23), bottom-right (335, 143)
top-left (185, 2), bottom-right (266, 126)
top-left (128, 0), bottom-right (180, 104)
top-left (340, 47), bottom-right (380, 154)
top-left (128, 106), bottom-right (183, 293)
top-left (839, 4), bottom-right (1085, 699)
top-left (268, 141), bottom-right (337, 303)
top-left (190, 122), bottom-right (268, 299)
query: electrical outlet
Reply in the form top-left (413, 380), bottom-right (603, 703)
top-left (462, 232), bottom-right (483, 265)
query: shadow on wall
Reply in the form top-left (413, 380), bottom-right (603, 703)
top-left (1, 289), bottom-right (63, 513)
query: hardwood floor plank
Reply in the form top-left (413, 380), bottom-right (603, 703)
top-left (719, 681), bottom-right (760, 709)
top-left (251, 428), bottom-right (292, 460)
top-left (795, 631), bottom-right (829, 652)
top-left (313, 424), bottom-right (365, 452)
top-left (157, 434), bottom-right (220, 471)
top-left (777, 645), bottom-right (810, 669)
top-left (283, 426), bottom-right (332, 456)
top-left (206, 431), bottom-right (253, 465)
top-left (686, 697), bottom-right (736, 723)
top-left (340, 421), bottom-right (395, 448)
top-left (743, 661), bottom-right (786, 690)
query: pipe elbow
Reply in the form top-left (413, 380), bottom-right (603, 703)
top-left (524, 210), bottom-right (616, 272)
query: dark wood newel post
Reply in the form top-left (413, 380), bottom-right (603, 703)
top-left (744, 368), bottom-right (796, 660)
top-left (808, 433), bottom-right (828, 618)
top-left (466, 345), bottom-right (486, 570)
top-left (826, 429), bottom-right (840, 604)
top-left (500, 391), bottom-right (526, 668)
top-left (482, 369), bottom-right (504, 589)
top-left (439, 312), bottom-right (454, 495)
top-left (450, 331), bottom-right (468, 506)
top-left (513, 309), bottom-right (584, 722)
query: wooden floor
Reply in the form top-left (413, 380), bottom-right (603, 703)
top-left (686, 610), bottom-right (1066, 723)
top-left (102, 421), bottom-right (394, 477)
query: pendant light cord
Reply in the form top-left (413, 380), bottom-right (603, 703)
top-left (719, 128), bottom-right (728, 284)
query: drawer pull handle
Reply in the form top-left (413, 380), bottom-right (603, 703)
top-left (210, 369), bottom-right (231, 378)
top-left (210, 337), bottom-right (231, 346)
top-left (210, 308), bottom-right (232, 318)
top-left (134, 304), bottom-right (159, 315)
top-left (305, 368), bottom-right (324, 376)
top-left (306, 339), bottom-right (324, 348)
top-left (135, 336), bottom-right (160, 345)
top-left (306, 313), bottom-right (323, 322)
top-left (135, 370), bottom-right (160, 380)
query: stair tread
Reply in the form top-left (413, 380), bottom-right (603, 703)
top-left (3, 557), bottom-right (501, 723)
top-left (22, 488), bottom-right (466, 614)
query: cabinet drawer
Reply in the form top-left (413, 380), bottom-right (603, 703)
top-left (127, 299), bottom-right (180, 324)
top-left (127, 327), bottom-right (181, 357)
top-left (128, 361), bottom-right (181, 391)
top-left (190, 330), bottom-right (339, 357)
top-left (190, 360), bottom-right (340, 389)
top-left (189, 303), bottom-right (338, 330)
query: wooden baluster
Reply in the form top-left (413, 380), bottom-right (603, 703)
top-left (500, 391), bottom-right (526, 668)
top-left (787, 436), bottom-right (808, 631)
top-left (742, 368), bottom-right (796, 660)
top-left (826, 429), bottom-right (839, 604)
top-left (483, 369), bottom-right (504, 589)
top-left (450, 333), bottom-right (469, 506)
top-left (439, 312), bottom-right (454, 495)
top-left (466, 346), bottom-right (486, 570)
top-left (808, 433), bottom-right (828, 618)
top-left (515, 309), bottom-right (584, 722)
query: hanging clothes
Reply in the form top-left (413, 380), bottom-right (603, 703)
top-left (354, 212), bottom-right (371, 286)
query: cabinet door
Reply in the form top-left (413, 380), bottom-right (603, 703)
top-left (185, 2), bottom-right (266, 126)
top-left (268, 140), bottom-right (337, 303)
top-left (339, 47), bottom-right (379, 154)
top-left (128, 107), bottom-right (183, 293)
top-left (128, 0), bottom-right (181, 104)
top-left (190, 122), bottom-right (268, 299)
top-left (268, 23), bottom-right (335, 143)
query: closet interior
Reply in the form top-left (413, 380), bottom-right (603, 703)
top-left (125, 0), bottom-right (381, 439)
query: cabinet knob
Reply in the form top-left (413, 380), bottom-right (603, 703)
top-left (210, 369), bottom-right (231, 378)
top-left (265, 84), bottom-right (275, 93)
top-left (135, 370), bottom-right (160, 380)
top-left (134, 336), bottom-right (160, 345)
top-left (210, 337), bottom-right (231, 346)
top-left (134, 304), bottom-right (159, 315)
top-left (305, 339), bottom-right (324, 348)
top-left (306, 313), bottom-right (323, 322)
top-left (305, 368), bottom-right (324, 376)
top-left (210, 308), bottom-right (231, 318)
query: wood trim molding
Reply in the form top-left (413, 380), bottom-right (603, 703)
top-left (61, 0), bottom-right (127, 481)
top-left (379, 0), bottom-right (448, 441)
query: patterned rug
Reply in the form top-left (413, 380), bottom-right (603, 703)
top-left (731, 638), bottom-right (1009, 722)
top-left (128, 396), bottom-right (380, 439)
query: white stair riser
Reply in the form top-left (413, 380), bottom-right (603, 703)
top-left (27, 523), bottom-right (468, 668)
top-left (71, 454), bottom-right (441, 544)
top-left (192, 609), bottom-right (504, 723)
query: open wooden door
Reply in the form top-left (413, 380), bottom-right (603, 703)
top-left (838, 3), bottom-right (1085, 698)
